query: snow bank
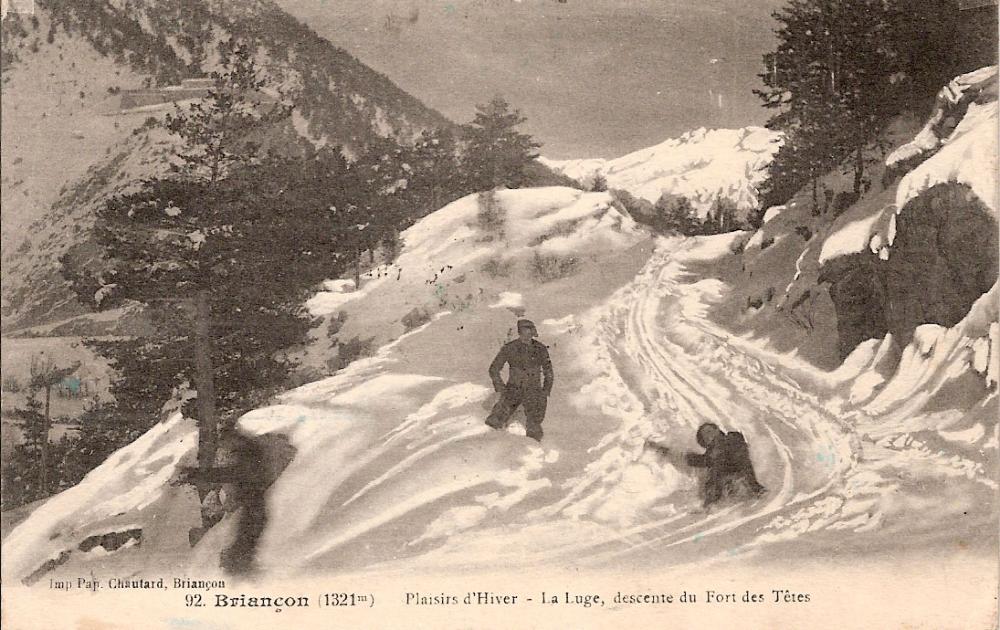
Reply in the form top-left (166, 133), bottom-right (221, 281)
top-left (895, 100), bottom-right (997, 215)
top-left (818, 206), bottom-right (892, 263)
top-left (541, 127), bottom-right (782, 215)
top-left (2, 415), bottom-right (199, 581)
top-left (762, 205), bottom-right (784, 224)
top-left (307, 187), bottom-right (642, 316)
top-left (886, 65), bottom-right (997, 169)
top-left (843, 282), bottom-right (999, 422)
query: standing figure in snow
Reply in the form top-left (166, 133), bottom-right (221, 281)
top-left (685, 422), bottom-right (765, 507)
top-left (486, 319), bottom-right (554, 441)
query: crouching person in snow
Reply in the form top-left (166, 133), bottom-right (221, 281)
top-left (648, 422), bottom-right (765, 508)
top-left (686, 423), bottom-right (765, 507)
top-left (175, 428), bottom-right (269, 576)
top-left (485, 319), bottom-right (554, 441)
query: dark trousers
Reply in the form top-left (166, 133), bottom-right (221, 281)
top-left (486, 385), bottom-right (547, 440)
top-left (220, 489), bottom-right (267, 576)
top-left (703, 471), bottom-right (765, 507)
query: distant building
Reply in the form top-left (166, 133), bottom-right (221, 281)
top-left (180, 78), bottom-right (215, 89)
top-left (118, 77), bottom-right (278, 112)
top-left (958, 0), bottom-right (996, 9)
top-left (119, 78), bottom-right (214, 111)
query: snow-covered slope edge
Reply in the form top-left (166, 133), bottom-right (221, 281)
top-left (2, 187), bottom-right (656, 581)
top-left (540, 127), bottom-right (782, 216)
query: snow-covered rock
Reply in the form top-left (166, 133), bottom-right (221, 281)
top-left (895, 98), bottom-right (997, 217)
top-left (540, 127), bottom-right (782, 218)
top-left (820, 65), bottom-right (998, 264)
top-left (886, 65), bottom-right (998, 171)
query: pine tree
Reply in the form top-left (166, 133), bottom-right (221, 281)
top-left (1, 357), bottom-right (79, 507)
top-left (2, 385), bottom-right (47, 509)
top-left (757, 0), bottom-right (901, 199)
top-left (462, 96), bottom-right (541, 191)
top-left (407, 127), bottom-right (464, 215)
top-left (62, 40), bottom-right (354, 484)
top-left (591, 172), bottom-right (608, 192)
top-left (653, 192), bottom-right (700, 235)
top-left (704, 196), bottom-right (741, 234)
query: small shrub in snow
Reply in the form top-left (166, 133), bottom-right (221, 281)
top-left (480, 256), bottom-right (513, 278)
top-left (529, 218), bottom-right (586, 246)
top-left (591, 172), bottom-right (608, 192)
top-left (401, 306), bottom-right (433, 331)
top-left (326, 311), bottom-right (348, 340)
top-left (327, 335), bottom-right (375, 372)
top-left (529, 250), bottom-right (579, 282)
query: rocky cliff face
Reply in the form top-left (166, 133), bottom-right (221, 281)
top-left (821, 183), bottom-right (997, 358)
top-left (818, 66), bottom-right (997, 360)
top-left (701, 66), bottom-right (997, 370)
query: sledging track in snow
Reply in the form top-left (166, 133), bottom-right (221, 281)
top-left (545, 237), bottom-right (859, 565)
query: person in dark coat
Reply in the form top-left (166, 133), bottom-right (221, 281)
top-left (646, 422), bottom-right (765, 508)
top-left (485, 319), bottom-right (554, 441)
top-left (685, 422), bottom-right (765, 507)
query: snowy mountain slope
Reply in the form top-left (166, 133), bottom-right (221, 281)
top-left (4, 185), bottom-right (994, 584)
top-left (540, 126), bottom-right (782, 216)
top-left (302, 187), bottom-right (644, 369)
top-left (1, 0), bottom-right (455, 331)
top-left (0, 8), bottom-right (143, 258)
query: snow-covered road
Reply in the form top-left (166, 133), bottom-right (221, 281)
top-left (520, 235), bottom-right (858, 566)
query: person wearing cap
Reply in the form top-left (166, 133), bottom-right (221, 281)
top-left (485, 319), bottom-right (554, 441)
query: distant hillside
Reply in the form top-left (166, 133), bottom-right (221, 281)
top-left (540, 127), bottom-right (782, 220)
top-left (1, 0), bottom-right (458, 331)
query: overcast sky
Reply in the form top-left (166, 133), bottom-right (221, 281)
top-left (276, 0), bottom-right (785, 159)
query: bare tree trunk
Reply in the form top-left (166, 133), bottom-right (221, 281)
top-left (41, 383), bottom-right (51, 495)
top-left (194, 290), bottom-right (218, 473)
top-left (354, 250), bottom-right (362, 290)
top-left (853, 145), bottom-right (864, 195)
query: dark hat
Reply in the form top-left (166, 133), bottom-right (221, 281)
top-left (516, 319), bottom-right (536, 332)
top-left (696, 423), bottom-right (722, 447)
